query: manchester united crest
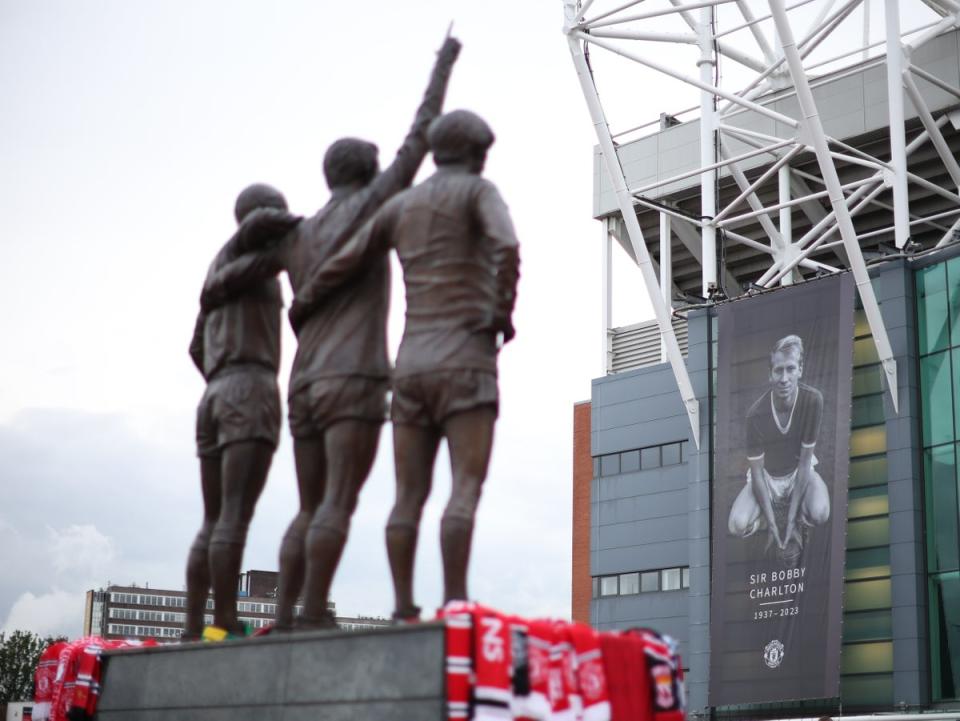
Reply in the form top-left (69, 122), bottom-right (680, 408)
top-left (763, 639), bottom-right (785, 669)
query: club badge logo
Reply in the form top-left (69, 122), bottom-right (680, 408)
top-left (763, 639), bottom-right (785, 669)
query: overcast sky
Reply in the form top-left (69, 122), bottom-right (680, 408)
top-left (0, 0), bottom-right (930, 639)
top-left (0, 0), bottom-right (639, 638)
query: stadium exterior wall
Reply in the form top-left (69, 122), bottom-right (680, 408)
top-left (573, 248), bottom-right (960, 715)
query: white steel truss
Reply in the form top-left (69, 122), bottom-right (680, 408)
top-left (564, 0), bottom-right (960, 441)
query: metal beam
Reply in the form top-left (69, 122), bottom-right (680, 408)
top-left (885, 0), bottom-right (911, 248)
top-left (768, 0), bottom-right (899, 412)
top-left (565, 5), bottom-right (702, 444)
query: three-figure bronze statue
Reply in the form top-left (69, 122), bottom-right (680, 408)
top-left (183, 36), bottom-right (520, 637)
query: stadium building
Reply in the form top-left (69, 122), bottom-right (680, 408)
top-left (565, 0), bottom-right (960, 716)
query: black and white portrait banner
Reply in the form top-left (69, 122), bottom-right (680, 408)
top-left (709, 274), bottom-right (854, 706)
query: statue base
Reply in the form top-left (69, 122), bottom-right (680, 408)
top-left (98, 622), bottom-right (445, 720)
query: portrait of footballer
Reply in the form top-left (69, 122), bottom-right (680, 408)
top-left (727, 334), bottom-right (831, 562)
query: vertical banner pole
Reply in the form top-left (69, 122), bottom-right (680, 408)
top-left (699, 4), bottom-right (718, 298)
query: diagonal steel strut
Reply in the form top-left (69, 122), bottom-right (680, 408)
top-left (767, 0), bottom-right (899, 413)
top-left (564, 1), bottom-right (702, 446)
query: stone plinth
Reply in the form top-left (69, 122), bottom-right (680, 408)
top-left (97, 623), bottom-right (445, 720)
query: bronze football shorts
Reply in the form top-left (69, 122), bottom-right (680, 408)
top-left (196, 366), bottom-right (281, 458)
top-left (391, 369), bottom-right (498, 428)
top-left (287, 376), bottom-right (389, 439)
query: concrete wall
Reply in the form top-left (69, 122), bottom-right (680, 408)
top-left (97, 625), bottom-right (446, 721)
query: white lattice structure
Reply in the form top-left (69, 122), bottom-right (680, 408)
top-left (564, 0), bottom-right (960, 442)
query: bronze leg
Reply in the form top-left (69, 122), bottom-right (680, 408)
top-left (184, 456), bottom-right (222, 639)
top-left (441, 407), bottom-right (496, 603)
top-left (300, 419), bottom-right (382, 626)
top-left (387, 423), bottom-right (441, 619)
top-left (276, 436), bottom-right (326, 630)
top-left (209, 440), bottom-right (273, 633)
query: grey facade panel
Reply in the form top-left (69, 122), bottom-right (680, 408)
top-left (597, 515), bottom-right (690, 549)
top-left (598, 488), bottom-right (688, 524)
top-left (597, 468), bottom-right (687, 500)
top-left (594, 541), bottom-right (689, 576)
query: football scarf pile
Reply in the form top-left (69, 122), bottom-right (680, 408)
top-left (33, 636), bottom-right (156, 721)
top-left (438, 601), bottom-right (686, 721)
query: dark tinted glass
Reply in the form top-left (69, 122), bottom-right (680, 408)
top-left (600, 454), bottom-right (620, 476)
top-left (641, 447), bottom-right (660, 469)
top-left (661, 442), bottom-right (681, 466)
top-left (621, 450), bottom-right (640, 473)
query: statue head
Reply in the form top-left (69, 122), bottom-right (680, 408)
top-left (428, 110), bottom-right (495, 173)
top-left (234, 183), bottom-right (288, 223)
top-left (323, 138), bottom-right (380, 190)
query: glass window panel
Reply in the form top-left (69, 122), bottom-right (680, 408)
top-left (592, 577), bottom-right (599, 598)
top-left (853, 337), bottom-right (881, 367)
top-left (661, 443), bottom-right (681, 466)
top-left (921, 351), bottom-right (955, 447)
top-left (843, 610), bottom-right (892, 642)
top-left (621, 450), bottom-right (640, 473)
top-left (600, 454), bottom-right (620, 476)
top-left (918, 262), bottom-right (950, 355)
top-left (852, 365), bottom-right (884, 397)
top-left (844, 579), bottom-right (891, 611)
top-left (852, 394), bottom-right (885, 428)
top-left (949, 256), bottom-right (960, 348)
top-left (592, 457), bottom-right (600, 478)
top-left (853, 309), bottom-right (870, 339)
top-left (954, 350), bottom-right (960, 440)
top-left (925, 444), bottom-right (960, 573)
top-left (849, 456), bottom-right (887, 489)
top-left (847, 517), bottom-right (890, 549)
top-left (841, 641), bottom-right (894, 674)
top-left (600, 576), bottom-right (618, 596)
top-left (682, 567), bottom-right (690, 589)
top-left (640, 571), bottom-right (660, 592)
top-left (661, 568), bottom-right (681, 591)
top-left (845, 547), bottom-right (891, 581)
top-left (840, 674), bottom-right (893, 707)
top-left (847, 486), bottom-right (889, 519)
top-left (619, 572), bottom-right (640, 595)
top-left (850, 426), bottom-right (886, 458)
top-left (641, 447), bottom-right (661, 469)
top-left (930, 572), bottom-right (960, 700)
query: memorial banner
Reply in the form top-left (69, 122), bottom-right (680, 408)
top-left (709, 274), bottom-right (854, 706)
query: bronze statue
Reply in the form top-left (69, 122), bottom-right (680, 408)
top-left (184, 185), bottom-right (301, 638)
top-left (201, 36), bottom-right (461, 630)
top-left (290, 109), bottom-right (520, 620)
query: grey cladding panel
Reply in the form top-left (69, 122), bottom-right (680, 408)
top-left (593, 420), bottom-right (688, 456)
top-left (596, 540), bottom-right (688, 574)
top-left (593, 365), bottom-right (683, 406)
top-left (594, 394), bottom-right (688, 431)
top-left (597, 515), bottom-right (689, 550)
top-left (598, 488), bottom-right (688, 524)
top-left (601, 598), bottom-right (691, 635)
top-left (597, 467), bottom-right (688, 500)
